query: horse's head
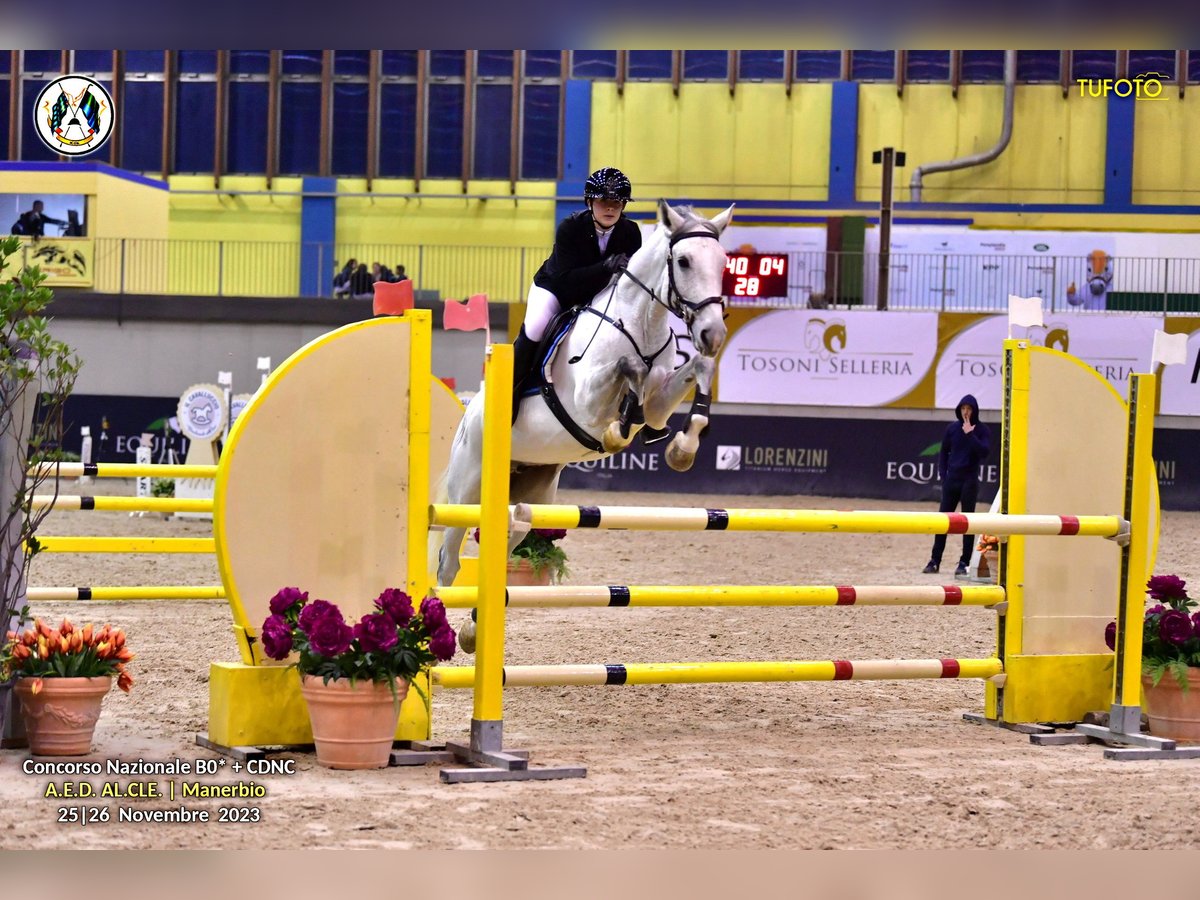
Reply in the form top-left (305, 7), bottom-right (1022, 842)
top-left (657, 199), bottom-right (734, 357)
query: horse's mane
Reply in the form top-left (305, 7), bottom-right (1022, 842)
top-left (661, 204), bottom-right (721, 237)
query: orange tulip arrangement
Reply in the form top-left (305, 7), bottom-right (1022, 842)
top-left (3, 616), bottom-right (135, 694)
top-left (977, 534), bottom-right (1000, 553)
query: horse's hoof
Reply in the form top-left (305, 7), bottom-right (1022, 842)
top-left (602, 423), bottom-right (629, 454)
top-left (458, 618), bottom-right (476, 654)
top-left (665, 440), bottom-right (695, 472)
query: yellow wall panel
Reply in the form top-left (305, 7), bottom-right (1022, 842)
top-left (1133, 92), bottom-right (1200, 205)
top-left (785, 84), bottom-right (832, 201)
top-left (168, 176), bottom-right (304, 243)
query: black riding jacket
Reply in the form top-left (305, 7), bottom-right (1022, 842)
top-left (533, 209), bottom-right (642, 309)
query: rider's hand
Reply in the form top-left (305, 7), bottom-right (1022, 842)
top-left (604, 253), bottom-right (630, 273)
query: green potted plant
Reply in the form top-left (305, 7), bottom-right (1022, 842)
top-left (0, 235), bottom-right (81, 744)
top-left (259, 587), bottom-right (457, 769)
top-left (1105, 574), bottom-right (1200, 741)
top-left (3, 615), bottom-right (134, 755)
top-left (473, 527), bottom-right (569, 586)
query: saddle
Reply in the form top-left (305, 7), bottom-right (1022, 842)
top-left (519, 307), bottom-right (671, 451)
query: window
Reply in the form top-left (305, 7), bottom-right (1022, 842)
top-left (1015, 51), bottom-right (1060, 82)
top-left (426, 82), bottom-right (463, 178)
top-left (794, 51), bottom-right (842, 80)
top-left (960, 51), bottom-right (1004, 82)
top-left (381, 51), bottom-right (418, 77)
top-left (429, 51), bottom-right (465, 79)
top-left (227, 81), bottom-right (268, 174)
top-left (178, 51), bottom-right (217, 74)
top-left (473, 83), bottom-right (511, 178)
top-left (174, 81), bottom-right (216, 172)
top-left (229, 50), bottom-right (270, 75)
top-left (850, 51), bottom-right (895, 81)
top-left (72, 51), bottom-right (112, 73)
top-left (739, 51), bottom-right (784, 80)
top-left (477, 50), bottom-right (513, 79)
top-left (0, 77), bottom-right (9, 161)
top-left (524, 51), bottom-right (560, 79)
top-left (684, 50), bottom-right (728, 80)
top-left (1189, 51), bottom-right (1200, 83)
top-left (124, 51), bottom-right (164, 73)
top-left (21, 76), bottom-right (58, 161)
top-left (378, 83), bottom-right (416, 177)
top-left (1072, 51), bottom-right (1117, 81)
top-left (905, 50), bottom-right (950, 81)
top-left (334, 51), bottom-right (370, 77)
top-left (120, 80), bottom-right (163, 172)
top-left (21, 50), bottom-right (60, 73)
top-left (628, 51), bottom-right (673, 80)
top-left (571, 51), bottom-right (617, 79)
top-left (278, 81), bottom-right (321, 174)
top-left (331, 82), bottom-right (369, 175)
top-left (282, 51), bottom-right (323, 76)
top-left (1128, 51), bottom-right (1175, 80)
top-left (521, 84), bottom-right (558, 179)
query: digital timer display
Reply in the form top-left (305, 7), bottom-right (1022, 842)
top-left (722, 253), bottom-right (789, 298)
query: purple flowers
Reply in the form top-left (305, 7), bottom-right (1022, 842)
top-left (261, 614), bottom-right (294, 660)
top-left (269, 587), bottom-right (308, 616)
top-left (259, 586), bottom-right (455, 685)
top-left (1159, 610), bottom-right (1194, 646)
top-left (532, 528), bottom-right (567, 541)
top-left (1148, 575), bottom-right (1188, 602)
top-left (354, 613), bottom-right (399, 653)
top-left (1105, 574), bottom-right (1200, 688)
top-left (308, 614), bottom-right (354, 657)
top-left (429, 626), bottom-right (457, 661)
top-left (374, 588), bottom-right (413, 626)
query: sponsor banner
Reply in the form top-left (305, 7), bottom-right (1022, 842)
top-left (716, 309), bottom-right (938, 406)
top-left (18, 237), bottom-right (94, 287)
top-left (51, 395), bottom-right (1200, 511)
top-left (937, 314), bottom-right (1164, 410)
top-left (560, 411), bottom-right (1200, 511)
top-left (1159, 328), bottom-right (1200, 416)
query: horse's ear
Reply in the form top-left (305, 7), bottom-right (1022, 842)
top-left (709, 203), bottom-right (735, 234)
top-left (658, 199), bottom-right (685, 232)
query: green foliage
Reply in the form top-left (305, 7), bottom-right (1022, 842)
top-left (1, 235), bottom-right (82, 635)
top-left (510, 529), bottom-right (570, 580)
top-left (150, 478), bottom-right (175, 498)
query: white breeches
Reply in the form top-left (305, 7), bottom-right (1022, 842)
top-left (523, 284), bottom-right (562, 342)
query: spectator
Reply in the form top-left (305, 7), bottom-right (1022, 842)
top-left (923, 394), bottom-right (991, 578)
top-left (348, 263), bottom-right (374, 300)
top-left (11, 200), bottom-right (66, 238)
top-left (394, 265), bottom-right (409, 282)
top-left (333, 258), bottom-right (358, 297)
top-left (371, 262), bottom-right (395, 283)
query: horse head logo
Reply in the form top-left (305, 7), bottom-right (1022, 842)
top-left (1045, 327), bottom-right (1069, 353)
top-left (804, 318), bottom-right (847, 361)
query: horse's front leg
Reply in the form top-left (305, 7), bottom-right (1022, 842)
top-left (578, 356), bottom-right (648, 454)
top-left (643, 355), bottom-right (715, 472)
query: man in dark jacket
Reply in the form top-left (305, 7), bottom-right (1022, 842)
top-left (510, 166), bottom-right (642, 420)
top-left (11, 200), bottom-right (66, 238)
top-left (924, 394), bottom-right (991, 577)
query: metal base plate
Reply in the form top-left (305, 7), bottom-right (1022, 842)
top-left (962, 713), bottom-right (1056, 735)
top-left (196, 732), bottom-right (314, 763)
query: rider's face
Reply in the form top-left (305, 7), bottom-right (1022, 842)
top-left (590, 199), bottom-right (625, 228)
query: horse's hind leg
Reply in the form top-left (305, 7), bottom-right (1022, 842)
top-left (643, 355), bottom-right (715, 472)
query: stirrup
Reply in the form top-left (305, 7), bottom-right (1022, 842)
top-left (641, 425), bottom-right (671, 445)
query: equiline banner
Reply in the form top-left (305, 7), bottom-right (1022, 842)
top-left (55, 395), bottom-right (1200, 510)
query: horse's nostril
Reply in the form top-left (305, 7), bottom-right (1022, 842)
top-left (700, 329), bottom-right (711, 349)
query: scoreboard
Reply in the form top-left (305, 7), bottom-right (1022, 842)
top-left (722, 253), bottom-right (789, 299)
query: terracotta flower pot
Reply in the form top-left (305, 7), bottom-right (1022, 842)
top-left (506, 558), bottom-right (553, 587)
top-left (299, 674), bottom-right (408, 769)
top-left (14, 676), bottom-right (112, 756)
top-left (1142, 670), bottom-right (1200, 742)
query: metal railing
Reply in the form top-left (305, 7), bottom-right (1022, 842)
top-left (78, 239), bottom-right (1200, 315)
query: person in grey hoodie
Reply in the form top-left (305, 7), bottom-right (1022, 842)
top-left (924, 394), bottom-right (991, 577)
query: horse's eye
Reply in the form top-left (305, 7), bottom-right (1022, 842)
top-left (678, 257), bottom-right (690, 269)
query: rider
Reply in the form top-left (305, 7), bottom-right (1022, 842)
top-left (509, 166), bottom-right (643, 421)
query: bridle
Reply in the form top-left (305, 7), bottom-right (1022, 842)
top-left (620, 226), bottom-right (727, 328)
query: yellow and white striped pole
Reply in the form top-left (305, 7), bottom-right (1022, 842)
top-left (434, 657), bottom-right (1004, 689)
top-left (471, 342), bottom-right (513, 753)
top-left (28, 462), bottom-right (217, 479)
top-left (30, 495), bottom-right (213, 514)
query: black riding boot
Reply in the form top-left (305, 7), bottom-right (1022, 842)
top-left (510, 326), bottom-right (540, 424)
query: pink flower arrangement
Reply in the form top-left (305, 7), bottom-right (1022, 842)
top-left (260, 587), bottom-right (455, 687)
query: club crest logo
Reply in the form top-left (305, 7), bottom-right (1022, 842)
top-left (33, 75), bottom-right (115, 156)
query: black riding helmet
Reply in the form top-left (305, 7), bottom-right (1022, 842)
top-left (584, 167), bottom-right (632, 204)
